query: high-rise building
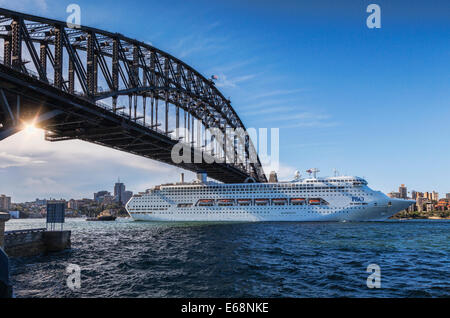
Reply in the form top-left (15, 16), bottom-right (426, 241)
top-left (114, 178), bottom-right (126, 204)
top-left (446, 193), bottom-right (450, 200)
top-left (399, 184), bottom-right (407, 199)
top-left (0, 195), bottom-right (11, 211)
top-left (411, 190), bottom-right (417, 200)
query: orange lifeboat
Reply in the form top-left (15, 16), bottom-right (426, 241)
top-left (255, 198), bottom-right (270, 206)
top-left (237, 199), bottom-right (252, 206)
top-left (309, 199), bottom-right (321, 205)
top-left (291, 198), bottom-right (306, 205)
top-left (198, 199), bottom-right (214, 206)
top-left (218, 199), bottom-right (235, 206)
top-left (272, 198), bottom-right (287, 205)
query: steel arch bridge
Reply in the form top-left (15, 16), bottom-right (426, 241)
top-left (0, 8), bottom-right (267, 183)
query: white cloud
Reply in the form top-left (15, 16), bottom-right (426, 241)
top-left (0, 152), bottom-right (46, 168)
top-left (0, 130), bottom-right (178, 201)
top-left (215, 73), bottom-right (256, 89)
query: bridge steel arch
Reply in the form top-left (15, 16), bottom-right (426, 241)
top-left (0, 8), bottom-right (267, 183)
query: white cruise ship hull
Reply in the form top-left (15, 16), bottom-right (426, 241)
top-left (126, 176), bottom-right (415, 222)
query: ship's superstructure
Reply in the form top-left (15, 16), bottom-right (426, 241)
top-left (125, 171), bottom-right (415, 222)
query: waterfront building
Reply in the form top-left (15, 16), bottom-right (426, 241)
top-left (0, 195), bottom-right (11, 211)
top-left (94, 191), bottom-right (111, 203)
top-left (432, 191), bottom-right (439, 202)
top-left (446, 193), bottom-right (450, 200)
top-left (68, 199), bottom-right (78, 210)
top-left (399, 184), bottom-right (407, 199)
top-left (387, 192), bottom-right (401, 199)
top-left (411, 190), bottom-right (417, 200)
top-left (35, 199), bottom-right (47, 206)
top-left (416, 197), bottom-right (427, 212)
top-left (436, 199), bottom-right (449, 211)
top-left (102, 194), bottom-right (115, 205)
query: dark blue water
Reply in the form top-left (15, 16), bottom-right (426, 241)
top-left (6, 218), bottom-right (450, 298)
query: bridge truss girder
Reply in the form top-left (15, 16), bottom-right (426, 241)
top-left (0, 8), bottom-right (267, 183)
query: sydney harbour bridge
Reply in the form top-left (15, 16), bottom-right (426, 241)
top-left (0, 8), bottom-right (267, 183)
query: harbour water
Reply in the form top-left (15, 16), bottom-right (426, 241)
top-left (6, 218), bottom-right (450, 298)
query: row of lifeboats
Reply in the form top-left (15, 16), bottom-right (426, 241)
top-left (197, 198), bottom-right (325, 207)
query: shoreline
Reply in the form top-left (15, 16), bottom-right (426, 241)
top-left (392, 216), bottom-right (450, 221)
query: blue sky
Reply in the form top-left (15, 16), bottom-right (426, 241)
top-left (0, 0), bottom-right (449, 201)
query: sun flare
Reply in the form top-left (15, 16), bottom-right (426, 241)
top-left (24, 123), bottom-right (38, 134)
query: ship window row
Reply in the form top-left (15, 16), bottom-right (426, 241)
top-left (194, 198), bottom-right (329, 207)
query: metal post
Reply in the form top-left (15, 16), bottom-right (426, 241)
top-left (86, 32), bottom-right (95, 95)
top-left (150, 92), bottom-right (154, 127)
top-left (11, 19), bottom-right (21, 70)
top-left (93, 55), bottom-right (98, 93)
top-left (155, 96), bottom-right (158, 127)
top-left (112, 38), bottom-right (119, 112)
top-left (184, 109), bottom-right (187, 140)
top-left (176, 106), bottom-right (179, 139)
top-left (54, 26), bottom-right (63, 89)
top-left (134, 94), bottom-right (137, 121)
top-left (128, 95), bottom-right (132, 119)
top-left (165, 94), bottom-right (169, 134)
top-left (40, 42), bottom-right (47, 78)
top-left (68, 56), bottom-right (74, 94)
top-left (143, 96), bottom-right (146, 125)
top-left (3, 35), bottom-right (11, 67)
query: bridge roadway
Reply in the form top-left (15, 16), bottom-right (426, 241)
top-left (0, 8), bottom-right (267, 183)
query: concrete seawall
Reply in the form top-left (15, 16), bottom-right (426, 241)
top-left (0, 212), bottom-right (10, 249)
top-left (4, 229), bottom-right (71, 258)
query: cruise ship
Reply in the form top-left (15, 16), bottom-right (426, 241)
top-left (125, 170), bottom-right (415, 222)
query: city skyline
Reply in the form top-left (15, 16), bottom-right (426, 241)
top-left (0, 0), bottom-right (449, 201)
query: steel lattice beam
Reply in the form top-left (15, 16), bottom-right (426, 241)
top-left (0, 8), bottom-right (267, 183)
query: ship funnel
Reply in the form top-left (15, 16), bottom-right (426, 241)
top-left (196, 171), bottom-right (207, 184)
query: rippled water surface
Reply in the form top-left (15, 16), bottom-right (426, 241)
top-left (6, 218), bottom-right (450, 298)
